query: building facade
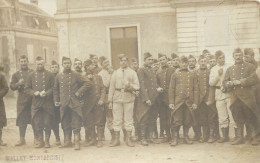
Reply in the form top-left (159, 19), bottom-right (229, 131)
top-left (0, 0), bottom-right (58, 78)
top-left (55, 0), bottom-right (260, 68)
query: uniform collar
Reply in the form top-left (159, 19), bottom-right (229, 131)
top-left (63, 69), bottom-right (72, 73)
top-left (234, 61), bottom-right (244, 65)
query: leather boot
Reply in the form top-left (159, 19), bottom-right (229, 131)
top-left (15, 126), bottom-right (27, 146)
top-left (154, 123), bottom-right (158, 139)
top-left (35, 130), bottom-right (44, 148)
top-left (132, 126), bottom-right (141, 141)
top-left (110, 131), bottom-right (120, 147)
top-left (0, 129), bottom-right (6, 146)
top-left (248, 123), bottom-right (259, 146)
top-left (208, 128), bottom-right (216, 143)
top-left (74, 132), bottom-right (80, 150)
top-left (183, 126), bottom-right (193, 144)
top-left (161, 128), bottom-right (171, 143)
top-left (245, 123), bottom-right (252, 142)
top-left (123, 129), bottom-right (127, 142)
top-left (44, 130), bottom-right (51, 148)
top-left (126, 131), bottom-right (135, 147)
top-left (15, 137), bottom-right (25, 147)
top-left (96, 128), bottom-right (103, 148)
top-left (60, 130), bottom-right (72, 148)
top-left (148, 126), bottom-right (159, 144)
top-left (85, 127), bottom-right (96, 146)
top-left (85, 128), bottom-right (90, 144)
top-left (101, 128), bottom-right (105, 141)
top-left (214, 124), bottom-right (220, 140)
top-left (109, 129), bottom-right (115, 144)
top-left (232, 125), bottom-right (244, 145)
top-left (140, 127), bottom-right (148, 146)
top-left (232, 128), bottom-right (238, 142)
top-left (170, 127), bottom-right (179, 147)
top-left (200, 126), bottom-right (208, 143)
top-left (218, 128), bottom-right (229, 143)
top-left (192, 126), bottom-right (201, 141)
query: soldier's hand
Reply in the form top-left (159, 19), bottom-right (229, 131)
top-left (157, 87), bottom-right (163, 93)
top-left (192, 104), bottom-right (197, 110)
top-left (98, 100), bottom-right (104, 106)
top-left (226, 81), bottom-right (234, 87)
top-left (133, 91), bottom-right (139, 97)
top-left (55, 102), bottom-right (60, 107)
top-left (34, 91), bottom-right (40, 96)
top-left (109, 103), bottom-right (113, 110)
top-left (205, 101), bottom-right (211, 106)
top-left (146, 100), bottom-right (152, 106)
top-left (218, 68), bottom-right (223, 76)
top-left (75, 92), bottom-right (80, 97)
top-left (40, 90), bottom-right (46, 97)
top-left (233, 80), bottom-right (241, 86)
top-left (169, 104), bottom-right (174, 110)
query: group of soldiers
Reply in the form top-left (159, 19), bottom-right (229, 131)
top-left (0, 47), bottom-right (260, 151)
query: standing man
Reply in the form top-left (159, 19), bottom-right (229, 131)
top-left (108, 54), bottom-right (140, 147)
top-left (53, 57), bottom-right (92, 150)
top-left (50, 60), bottom-right (61, 145)
top-left (210, 50), bottom-right (236, 143)
top-left (25, 56), bottom-right (55, 148)
top-left (168, 56), bottom-right (199, 146)
top-left (224, 48), bottom-right (260, 145)
top-left (98, 56), bottom-right (114, 144)
top-left (0, 63), bottom-right (9, 146)
top-left (90, 54), bottom-right (102, 74)
top-left (157, 53), bottom-right (175, 142)
top-left (188, 55), bottom-right (197, 72)
top-left (10, 55), bottom-right (34, 146)
top-left (135, 52), bottom-right (162, 146)
top-left (208, 55), bottom-right (217, 69)
top-left (83, 59), bottom-right (105, 148)
top-left (74, 58), bottom-right (83, 74)
top-left (171, 53), bottom-right (180, 70)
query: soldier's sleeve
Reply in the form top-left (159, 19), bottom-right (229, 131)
top-left (223, 67), bottom-right (232, 90)
top-left (53, 75), bottom-right (60, 102)
top-left (98, 71), bottom-right (110, 88)
top-left (137, 69), bottom-right (149, 102)
top-left (108, 71), bottom-right (116, 103)
top-left (209, 67), bottom-right (220, 86)
top-left (240, 65), bottom-right (259, 87)
top-left (45, 72), bottom-right (55, 97)
top-left (130, 71), bottom-right (140, 90)
top-left (168, 73), bottom-right (176, 104)
top-left (77, 74), bottom-right (92, 96)
top-left (10, 73), bottom-right (19, 91)
top-left (24, 73), bottom-right (35, 96)
top-left (193, 72), bottom-right (199, 105)
top-left (98, 75), bottom-right (106, 102)
top-left (0, 74), bottom-right (9, 98)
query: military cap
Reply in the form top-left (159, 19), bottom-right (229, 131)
top-left (51, 60), bottom-right (58, 65)
top-left (244, 48), bottom-right (255, 57)
top-left (171, 53), bottom-right (178, 59)
top-left (215, 50), bottom-right (224, 60)
top-left (99, 56), bottom-right (107, 64)
top-left (158, 53), bottom-right (166, 59)
top-left (208, 54), bottom-right (215, 60)
top-left (35, 56), bottom-right (43, 61)
top-left (130, 58), bottom-right (138, 63)
top-left (74, 58), bottom-right (82, 63)
top-left (20, 55), bottom-right (28, 60)
top-left (118, 54), bottom-right (128, 60)
top-left (179, 56), bottom-right (188, 63)
top-left (144, 52), bottom-right (152, 60)
top-left (89, 54), bottom-right (97, 59)
top-left (233, 48), bottom-right (243, 55)
top-left (84, 59), bottom-right (93, 67)
top-left (198, 54), bottom-right (206, 61)
top-left (202, 49), bottom-right (210, 55)
top-left (62, 56), bottom-right (71, 63)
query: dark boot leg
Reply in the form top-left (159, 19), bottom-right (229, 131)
top-left (44, 130), bottom-right (51, 148)
top-left (53, 126), bottom-right (61, 145)
top-left (192, 126), bottom-right (201, 141)
top-left (126, 131), bottom-right (135, 147)
top-left (200, 125), bottom-right (208, 143)
top-left (60, 129), bottom-right (72, 148)
top-left (214, 124), bottom-right (220, 140)
top-left (0, 128), bottom-right (6, 146)
top-left (96, 128), bottom-right (103, 148)
top-left (245, 123), bottom-right (252, 142)
top-left (84, 128), bottom-right (90, 144)
top-left (109, 129), bottom-right (115, 144)
top-left (110, 131), bottom-right (120, 147)
top-left (170, 127), bottom-right (179, 147)
top-left (15, 126), bottom-right (26, 146)
top-left (35, 130), bottom-right (44, 148)
top-left (218, 128), bottom-right (229, 143)
top-left (232, 125), bottom-right (244, 145)
top-left (148, 125), bottom-right (159, 144)
top-left (74, 132), bottom-right (80, 150)
top-left (208, 128), bottom-right (216, 143)
top-left (85, 127), bottom-right (96, 147)
top-left (140, 126), bottom-right (148, 146)
top-left (122, 128), bottom-right (127, 142)
top-left (183, 126), bottom-right (193, 144)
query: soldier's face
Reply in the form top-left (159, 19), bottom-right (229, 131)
top-left (209, 59), bottom-right (216, 67)
top-left (130, 62), bottom-right (138, 71)
top-left (172, 58), bottom-right (179, 67)
top-left (233, 52), bottom-right (243, 63)
top-left (35, 60), bottom-right (45, 71)
top-left (244, 53), bottom-right (253, 62)
top-left (92, 56), bottom-right (98, 64)
top-left (188, 58), bottom-right (196, 68)
top-left (120, 57), bottom-right (128, 68)
top-left (50, 65), bottom-right (59, 73)
top-left (145, 57), bottom-right (153, 67)
top-left (87, 63), bottom-right (96, 72)
top-left (74, 61), bottom-right (82, 72)
top-left (199, 58), bottom-right (207, 69)
top-left (217, 54), bottom-right (225, 66)
top-left (101, 60), bottom-right (110, 69)
top-left (167, 61), bottom-right (173, 67)
top-left (179, 61), bottom-right (188, 69)
top-left (62, 60), bottom-right (72, 70)
top-left (159, 56), bottom-right (167, 67)
top-left (20, 58), bottom-right (28, 69)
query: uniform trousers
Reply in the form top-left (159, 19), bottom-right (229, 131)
top-left (216, 98), bottom-right (236, 128)
top-left (61, 107), bottom-right (82, 133)
top-left (159, 101), bottom-right (171, 132)
top-left (32, 108), bottom-right (52, 134)
top-left (84, 105), bottom-right (104, 130)
top-left (16, 107), bottom-right (31, 127)
top-left (198, 102), bottom-right (218, 129)
top-left (113, 102), bottom-right (134, 132)
top-left (103, 103), bottom-right (113, 130)
top-left (171, 103), bottom-right (193, 129)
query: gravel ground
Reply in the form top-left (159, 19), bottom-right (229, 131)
top-left (1, 97), bottom-right (260, 163)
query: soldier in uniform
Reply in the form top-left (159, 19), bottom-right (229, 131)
top-left (223, 48), bottom-right (260, 145)
top-left (90, 54), bottom-right (102, 74)
top-left (130, 58), bottom-right (139, 72)
top-left (25, 56), bottom-right (55, 148)
top-left (108, 54), bottom-right (140, 147)
top-left (169, 56), bottom-right (199, 146)
top-left (0, 63), bottom-right (9, 146)
top-left (10, 55), bottom-right (34, 146)
top-left (74, 58), bottom-right (83, 74)
top-left (209, 51), bottom-right (236, 143)
top-left (82, 59), bottom-right (105, 148)
top-left (157, 53), bottom-right (175, 142)
top-left (53, 57), bottom-right (92, 150)
top-left (195, 55), bottom-right (218, 143)
top-left (50, 61), bottom-right (61, 145)
top-left (98, 56), bottom-right (114, 144)
top-left (135, 52), bottom-right (162, 146)
top-left (171, 53), bottom-right (180, 70)
top-left (167, 59), bottom-right (173, 68)
top-left (208, 55), bottom-right (217, 69)
top-left (188, 55), bottom-right (197, 72)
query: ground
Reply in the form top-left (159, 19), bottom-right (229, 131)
top-left (0, 97), bottom-right (260, 163)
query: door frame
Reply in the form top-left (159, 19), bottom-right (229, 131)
top-left (106, 23), bottom-right (142, 68)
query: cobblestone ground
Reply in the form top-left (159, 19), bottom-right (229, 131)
top-left (0, 97), bottom-right (260, 163)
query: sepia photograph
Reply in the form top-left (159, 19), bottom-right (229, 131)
top-left (0, 0), bottom-right (260, 162)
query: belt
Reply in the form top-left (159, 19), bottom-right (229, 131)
top-left (215, 86), bottom-right (221, 89)
top-left (115, 88), bottom-right (130, 93)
